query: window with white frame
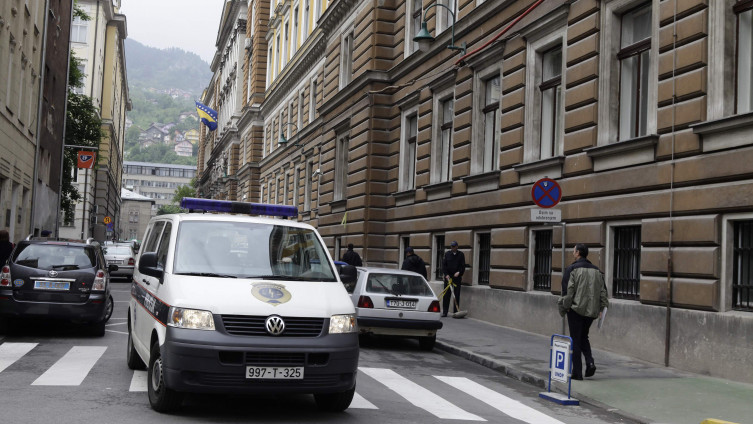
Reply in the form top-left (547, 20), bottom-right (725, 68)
top-left (73, 64), bottom-right (86, 94)
top-left (406, 0), bottom-right (422, 56)
top-left (540, 45), bottom-right (564, 159)
top-left (316, 0), bottom-right (323, 20)
top-left (334, 132), bottom-right (349, 201)
top-left (267, 47), bottom-right (273, 86)
top-left (275, 35), bottom-right (281, 76)
top-left (260, 183), bottom-right (265, 203)
top-left (618, 3), bottom-right (652, 140)
top-left (279, 110), bottom-right (285, 140)
top-left (736, 2), bottom-right (753, 114)
top-left (283, 22), bottom-right (289, 65)
top-left (303, 0), bottom-right (310, 39)
top-left (310, 79), bottom-right (317, 121)
top-left (437, 0), bottom-right (458, 34)
top-left (340, 31), bottom-right (354, 89)
top-left (71, 15), bottom-right (88, 43)
top-left (288, 101), bottom-right (294, 133)
top-left (298, 91), bottom-right (305, 127)
top-left (304, 160), bottom-right (313, 210)
top-left (432, 95), bottom-right (453, 183)
top-left (293, 165), bottom-right (300, 209)
top-left (399, 111), bottom-right (418, 191)
top-left (293, 6), bottom-right (299, 55)
top-left (479, 75), bottom-right (501, 173)
top-left (283, 172), bottom-right (290, 205)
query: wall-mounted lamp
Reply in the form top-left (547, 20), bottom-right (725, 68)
top-left (278, 122), bottom-right (303, 148)
top-left (413, 3), bottom-right (466, 55)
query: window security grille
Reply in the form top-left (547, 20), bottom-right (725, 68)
top-left (478, 233), bottom-right (491, 285)
top-left (733, 221), bottom-right (753, 311)
top-left (435, 235), bottom-right (445, 280)
top-left (533, 230), bottom-right (553, 291)
top-left (613, 226), bottom-right (641, 299)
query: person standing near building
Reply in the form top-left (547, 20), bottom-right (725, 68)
top-left (442, 241), bottom-right (466, 317)
top-left (341, 243), bottom-right (363, 266)
top-left (401, 247), bottom-right (427, 279)
top-left (0, 230), bottom-right (13, 266)
top-left (558, 243), bottom-right (609, 380)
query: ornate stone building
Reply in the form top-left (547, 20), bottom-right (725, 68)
top-left (200, 0), bottom-right (753, 383)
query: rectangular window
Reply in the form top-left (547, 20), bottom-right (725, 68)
top-left (410, 0), bottom-right (422, 54)
top-left (267, 47), bottom-right (273, 86)
top-left (298, 92), bottom-right (305, 127)
top-left (293, 165), bottom-right (300, 209)
top-left (288, 101), bottom-right (294, 134)
top-left (482, 76), bottom-right (501, 172)
top-left (439, 0), bottom-right (457, 33)
top-left (736, 3), bottom-right (753, 113)
top-left (279, 110), bottom-right (285, 139)
top-left (434, 235), bottom-right (445, 280)
top-left (733, 221), bottom-right (753, 311)
top-left (303, 0), bottom-right (310, 38)
top-left (439, 98), bottom-right (453, 182)
top-left (304, 161), bottom-right (313, 210)
top-left (540, 45), bottom-right (563, 159)
top-left (284, 22), bottom-right (290, 65)
top-left (478, 233), bottom-right (491, 285)
top-left (334, 134), bottom-right (349, 201)
top-left (533, 230), bottom-right (553, 291)
top-left (340, 32), bottom-right (354, 88)
top-left (310, 80), bottom-right (317, 121)
top-left (71, 16), bottom-right (88, 43)
top-left (275, 35), bottom-right (281, 76)
top-left (316, 0), bottom-right (323, 20)
top-left (284, 172), bottom-right (292, 205)
top-left (400, 113), bottom-right (418, 191)
top-left (618, 3), bottom-right (651, 140)
top-left (293, 7), bottom-right (299, 55)
top-left (613, 226), bottom-right (641, 299)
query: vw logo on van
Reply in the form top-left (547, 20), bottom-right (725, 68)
top-left (265, 315), bottom-right (285, 336)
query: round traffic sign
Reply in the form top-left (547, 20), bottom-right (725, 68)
top-left (531, 178), bottom-right (562, 208)
top-left (103, 216), bottom-right (112, 225)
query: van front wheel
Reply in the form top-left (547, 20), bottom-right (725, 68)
top-left (147, 341), bottom-right (183, 412)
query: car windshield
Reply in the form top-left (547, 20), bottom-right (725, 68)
top-left (104, 246), bottom-right (132, 255)
top-left (13, 244), bottom-right (96, 270)
top-left (172, 221), bottom-right (337, 282)
top-left (365, 273), bottom-right (433, 296)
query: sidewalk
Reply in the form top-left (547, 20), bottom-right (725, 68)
top-left (435, 317), bottom-right (752, 424)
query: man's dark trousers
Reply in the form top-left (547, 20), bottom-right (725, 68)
top-left (567, 310), bottom-right (594, 379)
top-left (443, 277), bottom-right (462, 314)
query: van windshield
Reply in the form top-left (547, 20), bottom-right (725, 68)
top-left (172, 221), bottom-right (337, 282)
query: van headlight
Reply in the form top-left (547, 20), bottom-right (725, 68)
top-left (329, 314), bottom-right (357, 334)
top-left (168, 307), bottom-right (215, 330)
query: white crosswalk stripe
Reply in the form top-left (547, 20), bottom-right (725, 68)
top-left (436, 376), bottom-right (566, 424)
top-left (349, 392), bottom-right (378, 409)
top-left (0, 343), bottom-right (38, 373)
top-left (32, 346), bottom-right (107, 386)
top-left (129, 370), bottom-right (148, 392)
top-left (359, 367), bottom-right (485, 421)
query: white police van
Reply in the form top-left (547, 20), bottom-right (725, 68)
top-left (127, 198), bottom-right (359, 413)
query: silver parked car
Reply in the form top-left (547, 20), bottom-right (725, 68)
top-left (345, 267), bottom-right (442, 350)
top-left (103, 244), bottom-right (135, 280)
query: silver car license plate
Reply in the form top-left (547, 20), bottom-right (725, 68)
top-left (246, 366), bottom-right (304, 379)
top-left (387, 299), bottom-right (417, 309)
top-left (34, 281), bottom-right (70, 291)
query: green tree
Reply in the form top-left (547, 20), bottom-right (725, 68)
top-left (156, 204), bottom-right (183, 215)
top-left (172, 184), bottom-right (196, 204)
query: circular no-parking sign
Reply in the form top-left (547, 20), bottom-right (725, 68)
top-left (531, 178), bottom-right (562, 208)
top-left (103, 216), bottom-right (112, 225)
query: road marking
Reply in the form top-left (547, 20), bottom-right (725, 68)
top-left (129, 370), bottom-right (147, 392)
top-left (360, 367), bottom-right (485, 421)
top-left (32, 346), bottom-right (107, 386)
top-left (436, 376), bottom-right (565, 424)
top-left (105, 329), bottom-right (128, 335)
top-left (105, 322), bottom-right (127, 326)
top-left (0, 343), bottom-right (38, 373)
top-left (349, 392), bottom-right (378, 409)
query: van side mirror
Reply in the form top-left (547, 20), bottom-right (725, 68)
top-left (339, 264), bottom-right (357, 285)
top-left (139, 252), bottom-right (164, 282)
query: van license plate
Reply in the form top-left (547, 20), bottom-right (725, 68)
top-left (34, 281), bottom-right (70, 291)
top-left (246, 366), bottom-right (304, 379)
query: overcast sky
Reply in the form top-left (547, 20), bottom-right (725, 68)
top-left (120, 0), bottom-right (226, 64)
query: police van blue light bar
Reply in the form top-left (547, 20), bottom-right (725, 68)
top-left (180, 198), bottom-right (298, 217)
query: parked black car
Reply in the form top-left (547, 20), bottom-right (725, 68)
top-left (0, 238), bottom-right (117, 336)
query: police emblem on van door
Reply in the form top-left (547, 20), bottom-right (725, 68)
top-left (251, 283), bottom-right (292, 306)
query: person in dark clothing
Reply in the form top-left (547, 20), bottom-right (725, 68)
top-left (0, 230), bottom-right (14, 266)
top-left (442, 241), bottom-right (466, 317)
top-left (558, 243), bottom-right (609, 380)
top-left (341, 243), bottom-right (363, 266)
top-left (400, 247), bottom-right (427, 279)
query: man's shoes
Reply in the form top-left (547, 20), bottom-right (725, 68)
top-left (572, 375), bottom-right (583, 381)
top-left (585, 364), bottom-right (596, 377)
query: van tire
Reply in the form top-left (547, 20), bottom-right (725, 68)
top-left (418, 335), bottom-right (436, 351)
top-left (314, 386), bottom-right (355, 412)
top-left (126, 324), bottom-right (146, 370)
top-left (148, 340), bottom-right (183, 412)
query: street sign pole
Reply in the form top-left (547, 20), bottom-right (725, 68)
top-left (539, 334), bottom-right (579, 405)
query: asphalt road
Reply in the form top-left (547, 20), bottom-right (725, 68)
top-left (0, 281), bottom-right (636, 424)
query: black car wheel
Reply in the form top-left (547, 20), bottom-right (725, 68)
top-left (314, 385), bottom-right (356, 412)
top-left (418, 335), bottom-right (436, 351)
top-left (104, 294), bottom-right (114, 322)
top-left (147, 340), bottom-right (183, 412)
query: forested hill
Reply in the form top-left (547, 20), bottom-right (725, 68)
top-left (125, 38), bottom-right (211, 94)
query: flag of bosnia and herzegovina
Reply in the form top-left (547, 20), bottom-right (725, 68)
top-left (195, 101), bottom-right (218, 131)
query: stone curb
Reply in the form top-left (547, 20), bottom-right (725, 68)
top-left (435, 340), bottom-right (651, 424)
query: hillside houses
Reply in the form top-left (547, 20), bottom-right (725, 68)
top-left (134, 121), bottom-right (198, 157)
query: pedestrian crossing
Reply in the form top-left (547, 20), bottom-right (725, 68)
top-left (0, 342), bottom-right (566, 423)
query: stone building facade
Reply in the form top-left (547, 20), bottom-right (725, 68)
top-left (118, 188), bottom-right (155, 241)
top-left (200, 0), bottom-right (753, 383)
top-left (122, 161), bottom-right (197, 209)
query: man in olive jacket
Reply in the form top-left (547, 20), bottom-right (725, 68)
top-left (558, 243), bottom-right (609, 380)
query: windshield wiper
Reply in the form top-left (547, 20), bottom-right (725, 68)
top-left (374, 278), bottom-right (400, 296)
top-left (175, 272), bottom-right (237, 278)
top-left (247, 275), bottom-right (307, 281)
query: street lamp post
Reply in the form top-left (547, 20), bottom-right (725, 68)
top-left (413, 3), bottom-right (467, 55)
top-left (278, 122), bottom-right (303, 148)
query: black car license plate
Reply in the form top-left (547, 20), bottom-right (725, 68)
top-left (34, 281), bottom-right (70, 291)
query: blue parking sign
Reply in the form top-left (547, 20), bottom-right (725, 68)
top-left (551, 339), bottom-right (570, 383)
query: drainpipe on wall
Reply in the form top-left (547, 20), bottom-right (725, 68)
top-left (30, 0), bottom-right (52, 237)
top-left (664, 0), bottom-right (679, 368)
